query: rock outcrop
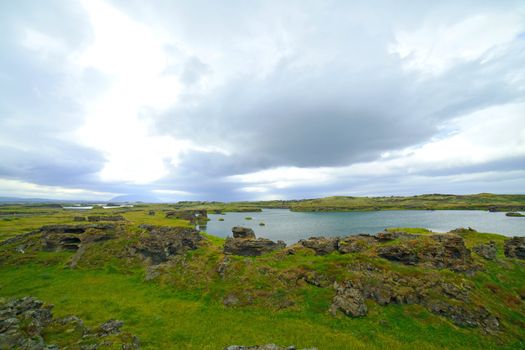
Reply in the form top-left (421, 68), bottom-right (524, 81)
top-left (165, 210), bottom-right (208, 224)
top-left (232, 226), bottom-right (256, 239)
top-left (376, 234), bottom-right (475, 272)
top-left (504, 237), bottom-right (525, 259)
top-left (132, 225), bottom-right (204, 264)
top-left (330, 281), bottom-right (367, 317)
top-left (329, 268), bottom-right (499, 333)
top-left (0, 296), bottom-right (140, 349)
top-left (87, 215), bottom-right (125, 222)
top-left (299, 237), bottom-right (339, 255)
top-left (224, 227), bottom-right (285, 256)
top-left (225, 345), bottom-right (317, 350)
top-left (473, 241), bottom-right (497, 260)
top-left (40, 224), bottom-right (116, 252)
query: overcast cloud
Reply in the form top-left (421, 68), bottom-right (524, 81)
top-left (0, 0), bottom-right (524, 201)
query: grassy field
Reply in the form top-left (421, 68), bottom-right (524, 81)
top-left (0, 205), bottom-right (524, 349)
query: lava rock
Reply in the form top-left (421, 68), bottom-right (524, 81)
top-left (224, 237), bottom-right (285, 257)
top-left (299, 237), bottom-right (339, 255)
top-left (133, 225), bottom-right (204, 264)
top-left (473, 241), bottom-right (497, 260)
top-left (232, 226), bottom-right (256, 239)
top-left (504, 237), bottom-right (525, 259)
top-left (330, 281), bottom-right (367, 317)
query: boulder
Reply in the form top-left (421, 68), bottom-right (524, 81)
top-left (232, 226), bottom-right (256, 239)
top-left (504, 237), bottom-right (525, 259)
top-left (329, 281), bottom-right (367, 317)
top-left (133, 225), bottom-right (204, 264)
top-left (224, 237), bottom-right (285, 257)
top-left (299, 237), bottom-right (339, 255)
top-left (473, 241), bottom-right (497, 260)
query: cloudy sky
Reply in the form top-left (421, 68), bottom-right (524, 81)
top-left (1, 0), bottom-right (524, 201)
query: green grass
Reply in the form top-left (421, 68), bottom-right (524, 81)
top-left (1, 264), bottom-right (520, 350)
top-left (0, 205), bottom-right (524, 349)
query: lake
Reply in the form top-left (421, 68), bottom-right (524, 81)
top-left (204, 209), bottom-right (525, 244)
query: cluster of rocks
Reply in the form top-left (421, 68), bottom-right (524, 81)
top-left (40, 224), bottom-right (116, 252)
top-left (0, 296), bottom-right (139, 349)
top-left (223, 227), bottom-right (286, 256)
top-left (225, 345), bottom-right (316, 350)
top-left (73, 216), bottom-right (125, 222)
top-left (329, 267), bottom-right (500, 333)
top-left (504, 237), bottom-right (525, 259)
top-left (298, 231), bottom-right (477, 272)
top-left (131, 224), bottom-right (204, 264)
top-left (165, 209), bottom-right (208, 224)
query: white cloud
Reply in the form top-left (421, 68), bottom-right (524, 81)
top-left (0, 178), bottom-right (116, 200)
top-left (390, 12), bottom-right (524, 75)
top-left (73, 0), bottom-right (206, 184)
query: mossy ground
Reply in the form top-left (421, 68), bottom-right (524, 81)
top-left (0, 205), bottom-right (524, 349)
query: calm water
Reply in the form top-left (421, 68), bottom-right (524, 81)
top-left (204, 209), bottom-right (525, 244)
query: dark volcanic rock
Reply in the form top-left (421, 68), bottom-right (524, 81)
top-left (225, 345), bottom-right (317, 350)
top-left (0, 296), bottom-right (140, 349)
top-left (224, 237), bottom-right (285, 256)
top-left (377, 245), bottom-right (419, 265)
top-left (337, 236), bottom-right (375, 254)
top-left (133, 225), bottom-right (204, 264)
top-left (473, 241), bottom-right (497, 260)
top-left (426, 301), bottom-right (499, 333)
top-left (87, 215), bottom-right (125, 222)
top-left (165, 209), bottom-right (208, 224)
top-left (299, 237), bottom-right (339, 255)
top-left (377, 234), bottom-right (475, 272)
top-left (504, 237), bottom-right (525, 259)
top-left (40, 224), bottom-right (117, 252)
top-left (232, 226), bottom-right (256, 239)
top-left (330, 281), bottom-right (367, 317)
top-left (148, 210), bottom-right (155, 216)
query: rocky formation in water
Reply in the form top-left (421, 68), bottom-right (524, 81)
top-left (224, 227), bottom-right (285, 256)
top-left (504, 237), bottom-right (525, 259)
top-left (225, 345), bottom-right (317, 350)
top-left (0, 296), bottom-right (140, 349)
top-left (505, 212), bottom-right (524, 217)
top-left (131, 224), bottom-right (204, 264)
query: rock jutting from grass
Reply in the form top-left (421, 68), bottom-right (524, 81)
top-left (224, 227), bottom-right (285, 256)
top-left (0, 296), bottom-right (140, 349)
top-left (132, 224), bottom-right (204, 264)
top-left (473, 241), bottom-right (497, 260)
top-left (224, 345), bottom-right (317, 350)
top-left (165, 209), bottom-right (208, 224)
top-left (504, 237), bottom-right (525, 259)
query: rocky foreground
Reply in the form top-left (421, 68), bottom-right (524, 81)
top-left (0, 212), bottom-right (524, 348)
top-left (0, 296), bottom-right (139, 349)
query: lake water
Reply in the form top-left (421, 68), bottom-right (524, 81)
top-left (204, 209), bottom-right (525, 244)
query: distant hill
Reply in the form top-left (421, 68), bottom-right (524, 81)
top-left (109, 194), bottom-right (162, 203)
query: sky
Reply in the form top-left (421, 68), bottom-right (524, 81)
top-left (1, 0), bottom-right (525, 202)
